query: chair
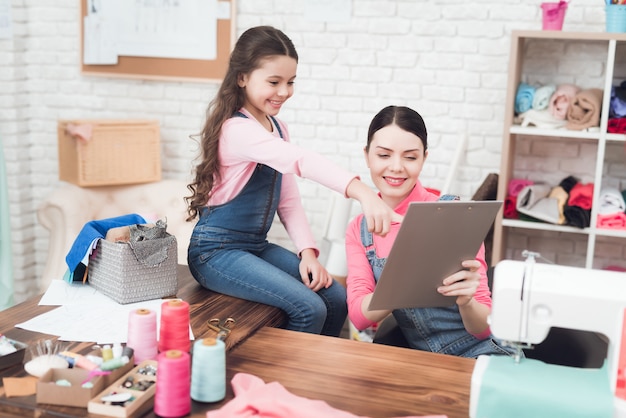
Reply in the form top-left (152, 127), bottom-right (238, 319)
top-left (37, 179), bottom-right (196, 292)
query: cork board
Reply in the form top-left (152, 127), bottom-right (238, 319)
top-left (80, 0), bottom-right (235, 82)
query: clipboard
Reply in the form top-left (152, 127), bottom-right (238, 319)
top-left (368, 200), bottom-right (502, 310)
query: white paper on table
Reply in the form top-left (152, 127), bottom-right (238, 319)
top-left (17, 299), bottom-right (194, 345)
top-left (39, 280), bottom-right (114, 306)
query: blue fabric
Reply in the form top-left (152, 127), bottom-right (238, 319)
top-left (187, 113), bottom-right (347, 337)
top-left (65, 213), bottom-right (147, 274)
top-left (610, 81), bottom-right (626, 118)
top-left (532, 84), bottom-right (557, 111)
top-left (359, 203), bottom-right (515, 358)
top-left (515, 82), bottom-right (536, 114)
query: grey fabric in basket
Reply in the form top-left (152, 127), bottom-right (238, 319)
top-left (88, 235), bottom-right (178, 304)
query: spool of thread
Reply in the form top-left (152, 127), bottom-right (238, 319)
top-left (127, 308), bottom-right (158, 364)
top-left (154, 350), bottom-right (191, 417)
top-left (74, 355), bottom-right (99, 371)
top-left (101, 344), bottom-right (113, 362)
top-left (191, 337), bottom-right (226, 403)
top-left (158, 300), bottom-right (190, 353)
top-left (112, 342), bottom-right (123, 359)
top-left (100, 355), bottom-right (129, 371)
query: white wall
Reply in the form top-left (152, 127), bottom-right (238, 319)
top-left (0, 0), bottom-right (608, 304)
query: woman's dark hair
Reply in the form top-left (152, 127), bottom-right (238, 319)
top-left (366, 105), bottom-right (428, 152)
top-left (186, 26), bottom-right (298, 221)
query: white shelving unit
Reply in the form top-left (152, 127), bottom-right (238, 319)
top-left (492, 31), bottom-right (626, 269)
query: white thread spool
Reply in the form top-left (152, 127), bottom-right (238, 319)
top-left (190, 337), bottom-right (226, 403)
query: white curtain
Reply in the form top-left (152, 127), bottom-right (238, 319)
top-left (0, 136), bottom-right (14, 310)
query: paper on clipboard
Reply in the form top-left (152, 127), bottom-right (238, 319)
top-left (368, 200), bottom-right (502, 310)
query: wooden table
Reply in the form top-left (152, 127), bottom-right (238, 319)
top-left (0, 265), bottom-right (286, 417)
top-left (1, 267), bottom-right (476, 418)
top-left (222, 327), bottom-right (475, 418)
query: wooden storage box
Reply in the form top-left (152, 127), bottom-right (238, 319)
top-left (57, 119), bottom-right (161, 187)
top-left (88, 360), bottom-right (158, 418)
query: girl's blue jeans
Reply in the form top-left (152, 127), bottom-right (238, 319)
top-left (188, 237), bottom-right (347, 337)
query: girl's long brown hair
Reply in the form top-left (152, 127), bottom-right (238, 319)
top-left (185, 26), bottom-right (298, 221)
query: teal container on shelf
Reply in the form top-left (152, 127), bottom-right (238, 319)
top-left (606, 4), bottom-right (626, 33)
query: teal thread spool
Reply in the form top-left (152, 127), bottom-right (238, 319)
top-left (190, 337), bottom-right (226, 403)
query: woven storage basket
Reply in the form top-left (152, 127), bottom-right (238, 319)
top-left (88, 237), bottom-right (178, 304)
top-left (57, 119), bottom-right (161, 187)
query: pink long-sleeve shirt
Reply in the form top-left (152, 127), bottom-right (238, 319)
top-left (208, 108), bottom-right (357, 255)
top-left (345, 182), bottom-right (492, 337)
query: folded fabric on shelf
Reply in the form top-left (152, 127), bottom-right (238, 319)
top-left (559, 175), bottom-right (579, 193)
top-left (519, 108), bottom-right (568, 129)
top-left (548, 186), bottom-right (568, 225)
top-left (563, 205), bottom-right (591, 228)
top-left (597, 212), bottom-right (626, 230)
top-left (607, 117), bottom-right (626, 134)
top-left (568, 182), bottom-right (594, 210)
top-left (507, 178), bottom-right (534, 198)
top-left (516, 184), bottom-right (560, 224)
top-left (504, 195), bottom-right (519, 219)
top-left (609, 81), bottom-right (626, 118)
top-left (532, 84), bottom-right (557, 110)
top-left (597, 187), bottom-right (626, 215)
top-left (549, 83), bottom-right (580, 120)
top-left (566, 88), bottom-right (603, 131)
top-left (515, 82), bottom-right (536, 114)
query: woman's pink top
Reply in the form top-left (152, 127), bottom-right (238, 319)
top-left (208, 108), bottom-right (357, 255)
top-left (345, 181), bottom-right (492, 338)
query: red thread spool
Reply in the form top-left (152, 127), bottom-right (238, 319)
top-left (154, 349), bottom-right (191, 417)
top-left (127, 308), bottom-right (158, 364)
top-left (158, 299), bottom-right (190, 353)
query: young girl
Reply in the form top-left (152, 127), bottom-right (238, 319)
top-left (346, 105), bottom-right (515, 357)
top-left (185, 26), bottom-right (397, 337)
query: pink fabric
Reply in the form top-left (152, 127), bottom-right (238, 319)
top-left (549, 84), bottom-right (581, 120)
top-left (507, 178), bottom-right (534, 198)
top-left (568, 182), bottom-right (594, 210)
top-left (345, 182), bottom-right (492, 333)
top-left (207, 373), bottom-right (444, 418)
top-left (597, 213), bottom-right (626, 230)
top-left (65, 123), bottom-right (93, 142)
top-left (210, 108), bottom-right (357, 255)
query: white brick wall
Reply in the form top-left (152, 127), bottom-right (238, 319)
top-left (0, 0), bottom-right (612, 304)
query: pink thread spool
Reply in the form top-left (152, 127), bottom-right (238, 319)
top-left (541, 1), bottom-right (568, 31)
top-left (127, 308), bottom-right (158, 364)
top-left (154, 349), bottom-right (191, 417)
top-left (158, 300), bottom-right (190, 353)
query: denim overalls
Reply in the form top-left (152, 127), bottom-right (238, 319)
top-left (188, 113), bottom-right (347, 337)
top-left (359, 215), bottom-right (514, 358)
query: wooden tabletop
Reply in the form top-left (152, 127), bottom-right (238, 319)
top-left (0, 265), bottom-right (286, 417)
top-left (1, 268), bottom-right (476, 418)
top-left (221, 327), bottom-right (475, 418)
top-left (0, 265), bottom-right (286, 352)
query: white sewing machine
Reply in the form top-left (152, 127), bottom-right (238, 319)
top-left (470, 255), bottom-right (626, 417)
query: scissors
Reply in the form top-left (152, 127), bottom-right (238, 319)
top-left (207, 317), bottom-right (236, 340)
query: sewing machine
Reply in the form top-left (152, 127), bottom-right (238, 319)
top-left (469, 254), bottom-right (626, 417)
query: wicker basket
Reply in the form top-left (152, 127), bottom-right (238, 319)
top-left (88, 237), bottom-right (178, 304)
top-left (57, 119), bottom-right (162, 187)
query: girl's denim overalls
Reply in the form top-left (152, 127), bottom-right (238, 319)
top-left (359, 214), bottom-right (515, 358)
top-left (188, 113), bottom-right (347, 336)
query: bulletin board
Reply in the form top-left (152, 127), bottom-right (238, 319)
top-left (80, 0), bottom-right (235, 82)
